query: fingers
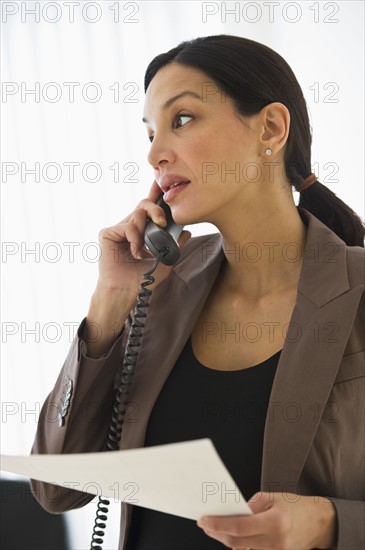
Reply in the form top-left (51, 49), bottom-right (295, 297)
top-left (197, 497), bottom-right (293, 550)
top-left (123, 222), bottom-right (145, 259)
top-left (247, 492), bottom-right (273, 514)
top-left (98, 222), bottom-right (141, 260)
top-left (99, 182), bottom-right (177, 262)
top-left (128, 204), bottom-right (166, 258)
top-left (124, 180), bottom-right (166, 235)
top-left (146, 179), bottom-right (163, 202)
top-left (198, 515), bottom-right (259, 537)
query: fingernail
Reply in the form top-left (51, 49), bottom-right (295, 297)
top-left (157, 216), bottom-right (166, 225)
top-left (197, 517), bottom-right (208, 527)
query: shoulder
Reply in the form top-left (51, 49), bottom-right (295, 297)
top-left (301, 206), bottom-right (364, 294)
top-left (342, 245), bottom-right (365, 355)
top-left (345, 245), bottom-right (365, 288)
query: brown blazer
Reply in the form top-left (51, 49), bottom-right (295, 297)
top-left (31, 207), bottom-right (365, 549)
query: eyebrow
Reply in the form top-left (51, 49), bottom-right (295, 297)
top-left (142, 91), bottom-right (203, 123)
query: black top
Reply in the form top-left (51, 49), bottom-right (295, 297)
top-left (125, 335), bottom-right (281, 550)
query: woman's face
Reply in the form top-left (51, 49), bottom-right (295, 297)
top-left (143, 62), bottom-right (264, 226)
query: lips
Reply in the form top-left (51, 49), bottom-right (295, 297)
top-left (159, 174), bottom-right (191, 193)
top-left (163, 180), bottom-right (190, 202)
top-left (168, 180), bottom-right (190, 190)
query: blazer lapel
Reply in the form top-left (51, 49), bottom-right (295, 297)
top-left (261, 208), bottom-right (364, 491)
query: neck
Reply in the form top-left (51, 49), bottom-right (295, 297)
top-left (213, 193), bottom-right (307, 302)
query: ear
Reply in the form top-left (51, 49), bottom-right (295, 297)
top-left (259, 102), bottom-right (290, 156)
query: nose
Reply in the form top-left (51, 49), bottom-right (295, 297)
top-left (147, 133), bottom-right (175, 169)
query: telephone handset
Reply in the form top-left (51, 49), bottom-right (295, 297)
top-left (91, 194), bottom-right (184, 549)
top-left (144, 194), bottom-right (184, 266)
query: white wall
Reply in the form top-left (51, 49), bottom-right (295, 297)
top-left (1, 1), bottom-right (364, 548)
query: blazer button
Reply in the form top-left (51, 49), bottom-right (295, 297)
top-left (58, 378), bottom-right (73, 428)
top-left (58, 412), bottom-right (64, 427)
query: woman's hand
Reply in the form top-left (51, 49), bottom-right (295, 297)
top-left (84, 180), bottom-right (191, 357)
top-left (95, 180), bottom-right (191, 301)
top-left (197, 491), bottom-right (337, 550)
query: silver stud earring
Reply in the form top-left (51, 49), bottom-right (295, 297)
top-left (265, 148), bottom-right (272, 156)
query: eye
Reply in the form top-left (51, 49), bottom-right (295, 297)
top-left (174, 113), bottom-right (193, 128)
top-left (147, 114), bottom-right (193, 143)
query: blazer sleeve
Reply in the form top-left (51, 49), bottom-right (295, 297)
top-left (30, 315), bottom-right (132, 513)
top-left (328, 498), bottom-right (365, 550)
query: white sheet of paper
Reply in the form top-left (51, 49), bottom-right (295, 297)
top-left (0, 438), bottom-right (252, 520)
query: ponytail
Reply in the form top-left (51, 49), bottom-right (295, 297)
top-left (298, 182), bottom-right (365, 247)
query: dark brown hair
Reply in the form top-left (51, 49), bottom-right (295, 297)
top-left (145, 34), bottom-right (365, 247)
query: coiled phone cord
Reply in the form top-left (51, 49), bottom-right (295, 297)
top-left (90, 248), bottom-right (168, 550)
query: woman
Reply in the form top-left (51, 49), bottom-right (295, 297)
top-left (31, 35), bottom-right (365, 549)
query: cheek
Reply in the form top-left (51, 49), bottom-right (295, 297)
top-left (188, 136), bottom-right (243, 190)
top-left (187, 127), bottom-right (248, 166)
top-left (184, 133), bottom-right (233, 178)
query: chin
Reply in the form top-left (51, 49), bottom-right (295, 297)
top-left (169, 204), bottom-right (202, 227)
